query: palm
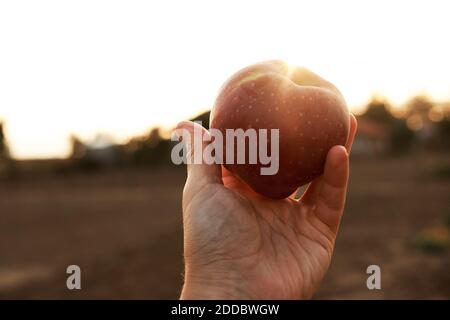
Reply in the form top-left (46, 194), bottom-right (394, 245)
top-left (183, 170), bottom-right (336, 299)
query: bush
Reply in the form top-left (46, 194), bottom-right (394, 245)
top-left (414, 226), bottom-right (450, 253)
top-left (390, 119), bottom-right (415, 154)
top-left (429, 163), bottom-right (450, 181)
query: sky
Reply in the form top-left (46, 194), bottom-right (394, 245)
top-left (1, 0), bottom-right (450, 159)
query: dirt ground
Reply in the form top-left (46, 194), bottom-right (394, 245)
top-left (0, 154), bottom-right (449, 299)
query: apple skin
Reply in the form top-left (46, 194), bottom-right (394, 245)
top-left (210, 60), bottom-right (350, 199)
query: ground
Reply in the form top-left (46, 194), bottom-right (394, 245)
top-left (0, 154), bottom-right (449, 299)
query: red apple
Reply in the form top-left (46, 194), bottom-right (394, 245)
top-left (210, 60), bottom-right (350, 199)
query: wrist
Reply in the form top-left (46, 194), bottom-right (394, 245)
top-left (180, 266), bottom-right (253, 300)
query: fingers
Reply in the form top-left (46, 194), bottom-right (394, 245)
top-left (221, 166), bottom-right (264, 198)
top-left (313, 145), bottom-right (349, 233)
top-left (299, 114), bottom-right (356, 232)
top-left (221, 166), bottom-right (247, 189)
top-left (318, 146), bottom-right (349, 209)
top-left (301, 113), bottom-right (357, 203)
top-left (174, 121), bottom-right (223, 198)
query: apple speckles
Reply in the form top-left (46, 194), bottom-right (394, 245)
top-left (210, 61), bottom-right (350, 199)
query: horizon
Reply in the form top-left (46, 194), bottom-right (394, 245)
top-left (1, 0), bottom-right (450, 159)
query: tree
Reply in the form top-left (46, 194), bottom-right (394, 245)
top-left (191, 110), bottom-right (211, 129)
top-left (128, 128), bottom-right (173, 166)
top-left (0, 122), bottom-right (9, 159)
top-left (70, 134), bottom-right (87, 159)
top-left (0, 122), bottom-right (15, 179)
top-left (360, 97), bottom-right (415, 154)
top-left (360, 97), bottom-right (395, 124)
top-left (405, 95), bottom-right (434, 123)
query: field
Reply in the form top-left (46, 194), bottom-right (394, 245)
top-left (0, 154), bottom-right (449, 299)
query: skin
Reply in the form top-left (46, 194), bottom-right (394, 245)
top-left (175, 114), bottom-right (357, 299)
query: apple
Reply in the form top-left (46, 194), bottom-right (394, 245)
top-left (210, 60), bottom-right (350, 199)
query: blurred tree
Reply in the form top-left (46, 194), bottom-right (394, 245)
top-left (191, 111), bottom-right (211, 129)
top-left (123, 111), bottom-right (212, 167)
top-left (129, 128), bottom-right (173, 166)
top-left (435, 117), bottom-right (450, 150)
top-left (0, 122), bottom-right (9, 159)
top-left (70, 135), bottom-right (87, 159)
top-left (0, 122), bottom-right (16, 179)
top-left (405, 95), bottom-right (434, 120)
top-left (390, 119), bottom-right (415, 154)
top-left (404, 96), bottom-right (450, 151)
top-left (361, 98), bottom-right (395, 124)
top-left (69, 135), bottom-right (100, 171)
top-left (360, 98), bottom-right (415, 154)
top-left (404, 96), bottom-right (434, 132)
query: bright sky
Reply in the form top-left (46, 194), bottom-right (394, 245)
top-left (1, 0), bottom-right (450, 159)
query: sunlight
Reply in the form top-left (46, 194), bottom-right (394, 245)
top-left (1, 0), bottom-right (450, 159)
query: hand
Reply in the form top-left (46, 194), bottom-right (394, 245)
top-left (176, 115), bottom-right (357, 299)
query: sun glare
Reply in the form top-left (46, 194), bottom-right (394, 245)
top-left (1, 0), bottom-right (450, 159)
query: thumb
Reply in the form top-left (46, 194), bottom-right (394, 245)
top-left (314, 145), bottom-right (349, 233)
top-left (174, 121), bottom-right (223, 195)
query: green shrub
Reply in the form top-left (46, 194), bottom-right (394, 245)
top-left (414, 226), bottom-right (450, 253)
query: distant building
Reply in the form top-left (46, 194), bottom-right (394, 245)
top-left (71, 134), bottom-right (125, 168)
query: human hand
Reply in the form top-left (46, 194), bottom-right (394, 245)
top-left (176, 115), bottom-right (357, 299)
